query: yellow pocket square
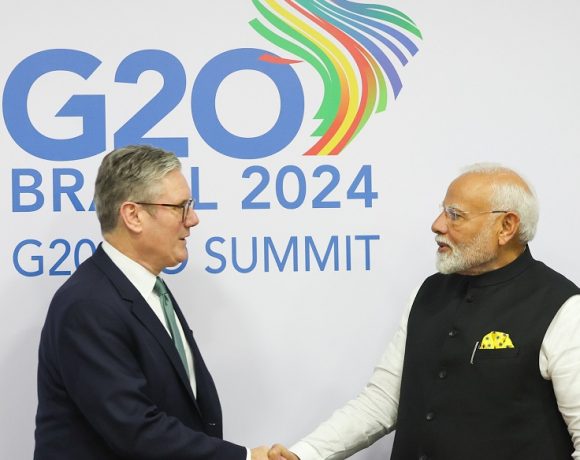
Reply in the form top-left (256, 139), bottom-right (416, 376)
top-left (479, 331), bottom-right (515, 349)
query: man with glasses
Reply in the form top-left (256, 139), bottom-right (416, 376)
top-left (34, 145), bottom-right (269, 460)
top-left (268, 164), bottom-right (580, 460)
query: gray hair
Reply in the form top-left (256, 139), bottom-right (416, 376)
top-left (461, 163), bottom-right (539, 244)
top-left (94, 145), bottom-right (181, 233)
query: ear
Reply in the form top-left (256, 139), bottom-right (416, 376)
top-left (497, 212), bottom-right (520, 246)
top-left (118, 202), bottom-right (144, 234)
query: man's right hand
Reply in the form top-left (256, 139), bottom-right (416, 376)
top-left (251, 445), bottom-right (270, 460)
top-left (268, 443), bottom-right (299, 460)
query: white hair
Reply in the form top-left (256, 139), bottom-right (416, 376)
top-left (460, 163), bottom-right (539, 244)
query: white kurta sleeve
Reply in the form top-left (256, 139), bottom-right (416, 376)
top-left (290, 288), bottom-right (418, 460)
top-left (539, 294), bottom-right (580, 458)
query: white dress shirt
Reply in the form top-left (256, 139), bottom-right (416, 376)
top-left (291, 289), bottom-right (580, 460)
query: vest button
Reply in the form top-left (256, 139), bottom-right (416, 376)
top-left (425, 411), bottom-right (435, 421)
top-left (465, 293), bottom-right (474, 302)
top-left (438, 369), bottom-right (447, 379)
top-left (448, 329), bottom-right (458, 337)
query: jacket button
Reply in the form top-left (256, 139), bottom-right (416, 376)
top-left (425, 411), bottom-right (435, 421)
top-left (419, 456), bottom-right (429, 460)
top-left (448, 329), bottom-right (458, 337)
top-left (438, 369), bottom-right (447, 379)
top-left (465, 293), bottom-right (474, 302)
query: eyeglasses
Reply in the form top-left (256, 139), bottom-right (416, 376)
top-left (135, 199), bottom-right (194, 223)
top-left (440, 205), bottom-right (508, 223)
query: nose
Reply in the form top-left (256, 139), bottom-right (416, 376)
top-left (185, 208), bottom-right (200, 228)
top-left (431, 209), bottom-right (447, 235)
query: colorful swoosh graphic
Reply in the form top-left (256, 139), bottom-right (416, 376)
top-left (250, 0), bottom-right (422, 155)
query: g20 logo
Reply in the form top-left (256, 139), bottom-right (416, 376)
top-left (3, 48), bottom-right (303, 161)
top-left (2, 0), bottom-right (421, 161)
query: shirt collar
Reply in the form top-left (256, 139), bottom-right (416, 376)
top-left (101, 240), bottom-right (158, 299)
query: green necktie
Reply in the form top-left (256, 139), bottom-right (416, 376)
top-left (154, 277), bottom-right (190, 378)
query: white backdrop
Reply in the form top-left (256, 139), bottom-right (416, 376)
top-left (1, 1), bottom-right (579, 458)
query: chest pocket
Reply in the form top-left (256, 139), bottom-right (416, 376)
top-left (475, 347), bottom-right (519, 361)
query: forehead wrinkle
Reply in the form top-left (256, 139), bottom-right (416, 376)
top-left (156, 170), bottom-right (191, 203)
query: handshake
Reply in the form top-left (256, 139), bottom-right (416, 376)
top-left (251, 444), bottom-right (299, 460)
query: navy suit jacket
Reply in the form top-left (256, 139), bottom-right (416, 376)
top-left (34, 244), bottom-right (246, 460)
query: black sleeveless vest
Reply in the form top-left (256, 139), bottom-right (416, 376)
top-left (391, 247), bottom-right (578, 460)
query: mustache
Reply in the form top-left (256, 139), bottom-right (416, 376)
top-left (435, 235), bottom-right (454, 248)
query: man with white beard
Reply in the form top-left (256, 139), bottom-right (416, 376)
top-left (268, 164), bottom-right (580, 460)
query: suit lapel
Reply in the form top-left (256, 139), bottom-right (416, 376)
top-left (130, 300), bottom-right (200, 411)
top-left (170, 291), bottom-right (223, 432)
top-left (91, 245), bottom-right (201, 414)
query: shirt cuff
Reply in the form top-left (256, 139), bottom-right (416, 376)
top-left (290, 441), bottom-right (323, 460)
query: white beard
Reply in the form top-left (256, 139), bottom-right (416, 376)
top-left (435, 227), bottom-right (496, 275)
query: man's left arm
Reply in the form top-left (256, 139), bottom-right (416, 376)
top-left (541, 294), bottom-right (580, 458)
